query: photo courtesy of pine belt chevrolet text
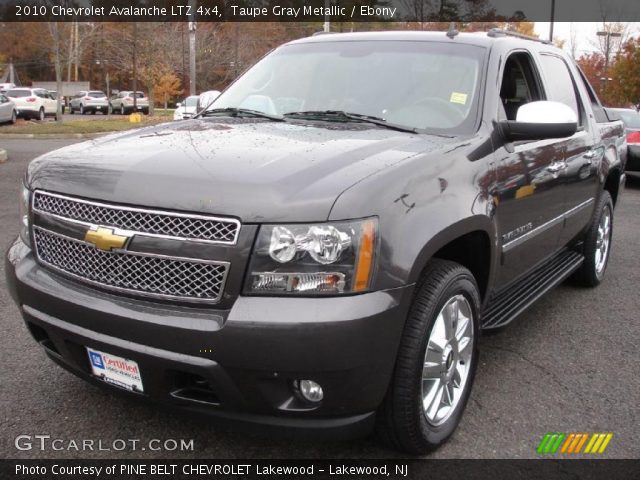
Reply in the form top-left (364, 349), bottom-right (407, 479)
top-left (5, 29), bottom-right (626, 454)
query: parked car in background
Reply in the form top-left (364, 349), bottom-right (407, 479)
top-left (173, 95), bottom-right (199, 120)
top-left (48, 91), bottom-right (66, 114)
top-left (69, 91), bottom-right (108, 115)
top-left (5, 87), bottom-right (57, 120)
top-left (197, 90), bottom-right (221, 112)
top-left (0, 82), bottom-right (16, 94)
top-left (110, 91), bottom-right (149, 115)
top-left (0, 93), bottom-right (17, 124)
top-left (606, 107), bottom-right (640, 172)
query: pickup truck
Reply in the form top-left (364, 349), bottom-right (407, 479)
top-left (6, 30), bottom-right (627, 454)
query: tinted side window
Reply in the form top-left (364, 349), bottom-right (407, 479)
top-left (499, 52), bottom-right (544, 121)
top-left (576, 66), bottom-right (609, 123)
top-left (539, 54), bottom-right (580, 121)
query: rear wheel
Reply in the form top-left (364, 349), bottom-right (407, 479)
top-left (376, 259), bottom-right (480, 454)
top-left (574, 191), bottom-right (613, 287)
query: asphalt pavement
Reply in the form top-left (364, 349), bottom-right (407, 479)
top-left (0, 138), bottom-right (638, 459)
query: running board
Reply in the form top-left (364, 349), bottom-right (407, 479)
top-left (481, 250), bottom-right (584, 330)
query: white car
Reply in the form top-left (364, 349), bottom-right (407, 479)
top-left (173, 95), bottom-right (199, 120)
top-left (6, 87), bottom-right (57, 121)
top-left (69, 90), bottom-right (108, 115)
top-left (197, 90), bottom-right (221, 111)
top-left (0, 93), bottom-right (17, 124)
top-left (0, 82), bottom-right (16, 94)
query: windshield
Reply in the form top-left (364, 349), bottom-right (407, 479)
top-left (184, 96), bottom-right (199, 107)
top-left (618, 110), bottom-right (640, 129)
top-left (213, 40), bottom-right (485, 132)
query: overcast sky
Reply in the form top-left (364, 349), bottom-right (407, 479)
top-left (533, 22), bottom-right (640, 57)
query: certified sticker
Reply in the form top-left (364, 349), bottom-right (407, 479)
top-left (450, 92), bottom-right (468, 105)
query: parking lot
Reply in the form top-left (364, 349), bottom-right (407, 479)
top-left (1, 138), bottom-right (638, 459)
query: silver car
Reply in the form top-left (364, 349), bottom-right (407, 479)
top-left (69, 91), bottom-right (109, 115)
top-left (0, 93), bottom-right (17, 124)
top-left (110, 91), bottom-right (149, 115)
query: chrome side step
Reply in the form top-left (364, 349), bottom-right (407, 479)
top-left (481, 250), bottom-right (584, 330)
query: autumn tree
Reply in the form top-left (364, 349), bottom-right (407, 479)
top-left (608, 38), bottom-right (640, 107)
top-left (155, 71), bottom-right (183, 109)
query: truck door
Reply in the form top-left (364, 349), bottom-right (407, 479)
top-left (493, 51), bottom-right (566, 289)
top-left (538, 54), bottom-right (602, 245)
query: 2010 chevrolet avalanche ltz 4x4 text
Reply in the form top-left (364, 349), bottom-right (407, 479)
top-left (6, 30), bottom-right (626, 454)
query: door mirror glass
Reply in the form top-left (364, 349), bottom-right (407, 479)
top-left (499, 100), bottom-right (578, 142)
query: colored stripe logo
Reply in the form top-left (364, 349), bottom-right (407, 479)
top-left (537, 433), bottom-right (613, 454)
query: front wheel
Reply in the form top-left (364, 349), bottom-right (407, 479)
top-left (574, 191), bottom-right (613, 287)
top-left (376, 259), bottom-right (480, 454)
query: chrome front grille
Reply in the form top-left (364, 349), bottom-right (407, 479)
top-left (33, 227), bottom-right (229, 303)
top-left (33, 190), bottom-right (240, 244)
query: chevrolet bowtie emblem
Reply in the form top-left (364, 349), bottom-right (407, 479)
top-left (84, 227), bottom-right (130, 251)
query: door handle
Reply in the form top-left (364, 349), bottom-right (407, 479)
top-left (546, 161), bottom-right (567, 173)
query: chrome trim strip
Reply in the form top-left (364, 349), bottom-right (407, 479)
top-left (502, 198), bottom-right (594, 253)
top-left (32, 190), bottom-right (241, 246)
top-left (564, 197), bottom-right (595, 219)
top-left (33, 226), bottom-right (229, 304)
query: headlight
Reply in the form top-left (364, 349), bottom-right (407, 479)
top-left (245, 218), bottom-right (377, 295)
top-left (19, 183), bottom-right (31, 247)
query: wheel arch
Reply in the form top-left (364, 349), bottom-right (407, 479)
top-left (408, 216), bottom-right (495, 302)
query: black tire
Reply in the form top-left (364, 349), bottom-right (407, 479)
top-left (38, 108), bottom-right (45, 121)
top-left (91, 109), bottom-right (96, 115)
top-left (142, 108), bottom-right (149, 115)
top-left (376, 259), bottom-right (480, 454)
top-left (573, 191), bottom-right (613, 287)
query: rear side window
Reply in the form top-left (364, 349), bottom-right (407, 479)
top-left (576, 67), bottom-right (610, 124)
top-left (539, 54), bottom-right (581, 122)
top-left (7, 90), bottom-right (30, 98)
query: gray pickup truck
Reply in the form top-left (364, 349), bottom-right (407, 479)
top-left (6, 30), bottom-right (626, 454)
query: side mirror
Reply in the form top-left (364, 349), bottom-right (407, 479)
top-left (498, 100), bottom-right (578, 142)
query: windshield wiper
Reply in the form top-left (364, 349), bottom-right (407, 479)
top-left (199, 107), bottom-right (284, 122)
top-left (283, 110), bottom-right (417, 133)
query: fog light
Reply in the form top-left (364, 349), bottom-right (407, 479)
top-left (296, 379), bottom-right (323, 403)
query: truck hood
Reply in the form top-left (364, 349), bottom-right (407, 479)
top-left (28, 118), bottom-right (456, 222)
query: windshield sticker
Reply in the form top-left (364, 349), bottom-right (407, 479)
top-left (450, 92), bottom-right (468, 105)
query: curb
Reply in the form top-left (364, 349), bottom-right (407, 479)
top-left (0, 132), bottom-right (116, 140)
top-left (0, 148), bottom-right (6, 163)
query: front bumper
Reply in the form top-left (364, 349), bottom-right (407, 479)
top-left (6, 237), bottom-right (412, 439)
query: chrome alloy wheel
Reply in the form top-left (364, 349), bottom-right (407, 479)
top-left (421, 294), bottom-right (474, 426)
top-left (595, 205), bottom-right (612, 276)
